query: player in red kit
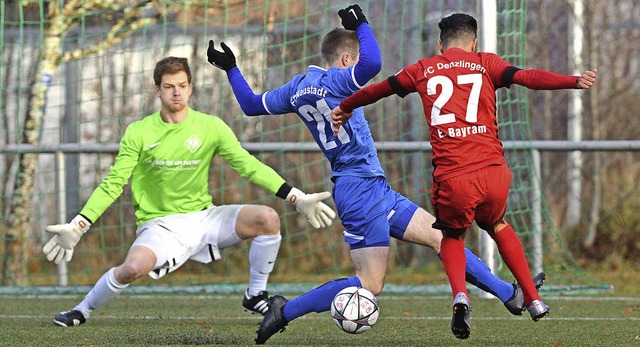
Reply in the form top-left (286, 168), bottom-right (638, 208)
top-left (332, 13), bottom-right (597, 340)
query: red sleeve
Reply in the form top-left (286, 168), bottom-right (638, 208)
top-left (339, 65), bottom-right (420, 113)
top-left (391, 66), bottom-right (419, 95)
top-left (483, 53), bottom-right (516, 87)
top-left (339, 78), bottom-right (395, 113)
top-left (512, 69), bottom-right (579, 90)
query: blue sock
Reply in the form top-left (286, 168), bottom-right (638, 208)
top-left (283, 276), bottom-right (362, 322)
top-left (462, 248), bottom-right (514, 302)
top-left (438, 248), bottom-right (514, 302)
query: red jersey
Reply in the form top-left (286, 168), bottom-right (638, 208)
top-left (393, 48), bottom-right (512, 181)
top-left (338, 47), bottom-right (579, 182)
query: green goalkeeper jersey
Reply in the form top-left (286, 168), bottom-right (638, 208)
top-left (80, 108), bottom-right (286, 226)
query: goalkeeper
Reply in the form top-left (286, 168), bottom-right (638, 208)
top-left (44, 56), bottom-right (336, 327)
top-left (208, 4), bottom-right (544, 345)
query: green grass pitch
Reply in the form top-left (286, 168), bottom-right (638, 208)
top-left (0, 294), bottom-right (637, 346)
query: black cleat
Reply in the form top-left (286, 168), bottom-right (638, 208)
top-left (243, 289), bottom-right (270, 315)
top-left (54, 310), bottom-right (86, 327)
top-left (255, 295), bottom-right (289, 345)
top-left (451, 293), bottom-right (471, 340)
top-left (503, 283), bottom-right (525, 315)
top-left (533, 272), bottom-right (547, 291)
top-left (503, 272), bottom-right (547, 316)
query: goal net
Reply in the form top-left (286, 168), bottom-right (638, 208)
top-left (0, 0), bottom-right (610, 294)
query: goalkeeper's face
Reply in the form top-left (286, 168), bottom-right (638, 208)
top-left (156, 71), bottom-right (193, 113)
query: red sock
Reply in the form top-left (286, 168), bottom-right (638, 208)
top-left (440, 236), bottom-right (469, 299)
top-left (493, 225), bottom-right (541, 305)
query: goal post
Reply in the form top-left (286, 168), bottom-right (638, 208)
top-left (478, 0), bottom-right (499, 298)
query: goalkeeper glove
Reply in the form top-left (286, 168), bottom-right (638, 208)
top-left (287, 187), bottom-right (336, 228)
top-left (42, 214), bottom-right (91, 264)
top-left (338, 4), bottom-right (368, 31)
top-left (207, 40), bottom-right (237, 72)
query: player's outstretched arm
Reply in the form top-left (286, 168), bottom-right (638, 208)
top-left (207, 40), bottom-right (269, 116)
top-left (42, 214), bottom-right (91, 264)
top-left (216, 121), bottom-right (336, 228)
top-left (331, 76), bottom-right (398, 134)
top-left (511, 67), bottom-right (599, 91)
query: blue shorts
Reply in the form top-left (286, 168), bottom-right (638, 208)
top-left (332, 176), bottom-right (418, 250)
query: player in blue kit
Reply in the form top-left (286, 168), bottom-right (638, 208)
top-left (207, 4), bottom-right (544, 344)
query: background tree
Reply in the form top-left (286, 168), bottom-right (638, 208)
top-left (2, 0), bottom-right (166, 285)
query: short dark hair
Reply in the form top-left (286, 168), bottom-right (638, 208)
top-left (438, 13), bottom-right (478, 47)
top-left (153, 57), bottom-right (192, 86)
top-left (320, 28), bottom-right (359, 66)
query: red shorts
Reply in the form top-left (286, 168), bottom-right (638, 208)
top-left (430, 164), bottom-right (511, 230)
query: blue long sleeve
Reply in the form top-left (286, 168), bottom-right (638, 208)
top-left (353, 23), bottom-right (382, 87)
top-left (227, 67), bottom-right (269, 116)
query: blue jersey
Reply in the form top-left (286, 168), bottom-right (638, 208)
top-left (262, 65), bottom-right (384, 179)
top-left (224, 24), bottom-right (417, 248)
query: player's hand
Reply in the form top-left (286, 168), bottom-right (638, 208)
top-left (287, 187), bottom-right (336, 228)
top-left (331, 105), bottom-right (352, 136)
top-left (207, 40), bottom-right (237, 72)
top-left (338, 4), bottom-right (368, 31)
top-left (42, 214), bottom-right (91, 264)
top-left (577, 69), bottom-right (597, 89)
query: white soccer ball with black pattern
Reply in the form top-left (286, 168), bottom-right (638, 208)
top-left (330, 286), bottom-right (379, 334)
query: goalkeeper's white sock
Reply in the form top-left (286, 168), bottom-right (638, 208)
top-left (74, 267), bottom-right (128, 318)
top-left (247, 233), bottom-right (281, 296)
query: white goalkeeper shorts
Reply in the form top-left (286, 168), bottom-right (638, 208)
top-left (131, 204), bottom-right (245, 279)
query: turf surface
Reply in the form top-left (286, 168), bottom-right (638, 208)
top-left (0, 293), bottom-right (637, 346)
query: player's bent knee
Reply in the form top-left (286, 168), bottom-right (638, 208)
top-left (116, 262), bottom-right (152, 283)
top-left (255, 206), bottom-right (281, 235)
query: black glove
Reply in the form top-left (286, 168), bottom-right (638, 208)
top-left (207, 40), bottom-right (237, 72)
top-left (338, 4), bottom-right (368, 31)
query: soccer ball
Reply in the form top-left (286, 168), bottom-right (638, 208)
top-left (330, 286), bottom-right (379, 334)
